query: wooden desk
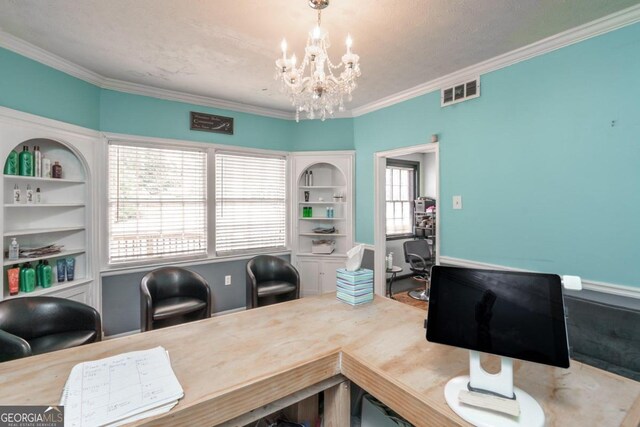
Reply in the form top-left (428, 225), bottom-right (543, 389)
top-left (0, 295), bottom-right (638, 426)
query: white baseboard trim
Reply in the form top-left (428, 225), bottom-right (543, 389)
top-left (439, 256), bottom-right (640, 300)
top-left (103, 306), bottom-right (247, 339)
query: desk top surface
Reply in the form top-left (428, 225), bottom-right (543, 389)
top-left (0, 294), bottom-right (638, 427)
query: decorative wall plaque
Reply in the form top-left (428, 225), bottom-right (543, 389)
top-left (190, 111), bottom-right (234, 135)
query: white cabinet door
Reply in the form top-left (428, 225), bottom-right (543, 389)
top-left (320, 260), bottom-right (346, 294)
top-left (49, 283), bottom-right (93, 307)
top-left (297, 259), bottom-right (320, 297)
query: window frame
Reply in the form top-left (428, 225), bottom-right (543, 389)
top-left (385, 159), bottom-right (419, 240)
top-left (101, 135), bottom-right (291, 271)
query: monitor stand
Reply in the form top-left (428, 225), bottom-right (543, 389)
top-left (444, 351), bottom-right (544, 427)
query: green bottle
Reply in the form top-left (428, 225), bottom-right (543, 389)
top-left (4, 149), bottom-right (18, 175)
top-left (20, 262), bottom-right (36, 293)
top-left (18, 146), bottom-right (33, 176)
top-left (36, 260), bottom-right (44, 287)
top-left (41, 260), bottom-right (53, 288)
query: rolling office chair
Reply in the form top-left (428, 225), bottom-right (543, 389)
top-left (0, 296), bottom-right (101, 363)
top-left (403, 239), bottom-right (435, 301)
top-left (140, 267), bottom-right (211, 332)
top-left (246, 255), bottom-right (300, 309)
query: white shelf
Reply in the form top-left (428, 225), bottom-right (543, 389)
top-left (3, 175), bottom-right (85, 184)
top-left (298, 201), bottom-right (345, 205)
top-left (4, 203), bottom-right (85, 208)
top-left (297, 252), bottom-right (347, 258)
top-left (299, 233), bottom-right (347, 237)
top-left (298, 217), bottom-right (344, 221)
top-left (3, 249), bottom-right (85, 266)
top-left (4, 278), bottom-right (92, 300)
top-left (299, 186), bottom-right (345, 189)
top-left (4, 226), bottom-right (85, 237)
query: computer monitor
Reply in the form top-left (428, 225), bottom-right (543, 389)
top-left (426, 266), bottom-right (573, 426)
top-left (426, 266), bottom-right (570, 368)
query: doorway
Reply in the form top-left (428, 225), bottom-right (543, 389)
top-left (373, 143), bottom-right (439, 299)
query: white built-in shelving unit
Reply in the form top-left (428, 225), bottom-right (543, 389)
top-left (1, 125), bottom-right (97, 308)
top-left (291, 152), bottom-right (354, 297)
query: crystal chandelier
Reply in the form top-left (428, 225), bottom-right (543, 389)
top-left (275, 0), bottom-right (361, 121)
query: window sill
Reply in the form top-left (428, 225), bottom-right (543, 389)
top-left (100, 249), bottom-right (292, 277)
top-left (386, 234), bottom-right (415, 241)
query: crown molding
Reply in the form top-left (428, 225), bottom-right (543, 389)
top-left (2, 4), bottom-right (640, 121)
top-left (100, 78), bottom-right (294, 120)
top-left (351, 3), bottom-right (640, 117)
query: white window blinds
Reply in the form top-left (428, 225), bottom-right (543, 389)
top-left (215, 153), bottom-right (286, 255)
top-left (108, 143), bottom-right (207, 263)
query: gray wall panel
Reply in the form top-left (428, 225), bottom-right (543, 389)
top-left (101, 255), bottom-right (290, 336)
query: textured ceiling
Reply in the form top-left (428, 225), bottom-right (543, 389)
top-left (0, 0), bottom-right (638, 115)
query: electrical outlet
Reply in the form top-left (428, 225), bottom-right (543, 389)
top-left (225, 275), bottom-right (232, 286)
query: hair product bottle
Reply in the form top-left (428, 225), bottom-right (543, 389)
top-left (33, 146), bottom-right (42, 177)
top-left (66, 257), bottom-right (76, 281)
top-left (8, 238), bottom-right (19, 260)
top-left (36, 260), bottom-right (44, 287)
top-left (35, 188), bottom-right (42, 204)
top-left (26, 184), bottom-right (34, 204)
top-left (13, 184), bottom-right (21, 204)
top-left (42, 157), bottom-right (51, 178)
top-left (4, 149), bottom-right (18, 175)
top-left (18, 146), bottom-right (33, 176)
top-left (52, 161), bottom-right (63, 179)
top-left (308, 170), bottom-right (313, 186)
top-left (41, 260), bottom-right (53, 288)
top-left (7, 265), bottom-right (20, 296)
top-left (56, 258), bottom-right (66, 282)
top-left (20, 262), bottom-right (36, 293)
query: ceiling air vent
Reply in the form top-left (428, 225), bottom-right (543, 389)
top-left (441, 77), bottom-right (480, 107)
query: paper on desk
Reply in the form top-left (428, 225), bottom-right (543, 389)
top-left (60, 346), bottom-right (184, 427)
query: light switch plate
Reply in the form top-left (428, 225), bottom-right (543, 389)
top-left (225, 275), bottom-right (232, 286)
top-left (453, 195), bottom-right (462, 209)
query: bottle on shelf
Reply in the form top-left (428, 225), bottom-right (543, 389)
top-left (20, 262), bottom-right (36, 293)
top-left (8, 238), bottom-right (19, 261)
top-left (35, 187), bottom-right (42, 203)
top-left (41, 260), bottom-right (53, 288)
top-left (36, 260), bottom-right (44, 287)
top-left (66, 257), bottom-right (76, 281)
top-left (52, 161), bottom-right (62, 179)
top-left (308, 170), bottom-right (313, 186)
top-left (42, 157), bottom-right (52, 178)
top-left (56, 258), bottom-right (66, 282)
top-left (26, 184), bottom-right (34, 204)
top-left (7, 265), bottom-right (20, 296)
top-left (386, 252), bottom-right (393, 269)
top-left (33, 145), bottom-right (42, 177)
top-left (304, 171), bottom-right (309, 186)
top-left (18, 146), bottom-right (33, 176)
top-left (4, 148), bottom-right (18, 175)
top-left (13, 184), bottom-right (21, 204)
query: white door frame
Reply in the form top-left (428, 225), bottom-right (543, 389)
top-left (373, 143), bottom-right (440, 296)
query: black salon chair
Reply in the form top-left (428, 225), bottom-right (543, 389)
top-left (140, 267), bottom-right (211, 332)
top-left (0, 296), bottom-right (101, 363)
top-left (246, 256), bottom-right (300, 309)
top-left (403, 239), bottom-right (435, 301)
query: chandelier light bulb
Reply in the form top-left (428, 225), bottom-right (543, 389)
top-left (312, 25), bottom-right (322, 40)
top-left (291, 53), bottom-right (297, 66)
top-left (346, 34), bottom-right (353, 52)
top-left (280, 39), bottom-right (288, 58)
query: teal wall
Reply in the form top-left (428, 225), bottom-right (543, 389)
top-left (354, 22), bottom-right (640, 287)
top-left (0, 48), bottom-right (101, 129)
top-left (99, 90), bottom-right (292, 151)
top-left (290, 118), bottom-right (354, 151)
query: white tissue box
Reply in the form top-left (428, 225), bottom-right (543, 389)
top-left (312, 240), bottom-right (335, 254)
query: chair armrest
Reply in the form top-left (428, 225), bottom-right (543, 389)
top-left (282, 263), bottom-right (300, 300)
top-left (246, 266), bottom-right (259, 309)
top-left (140, 284), bottom-right (154, 332)
top-left (0, 329), bottom-right (31, 362)
top-left (406, 252), bottom-right (427, 271)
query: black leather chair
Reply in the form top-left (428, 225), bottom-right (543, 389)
top-left (0, 296), bottom-right (101, 363)
top-left (246, 256), bottom-right (300, 309)
top-left (403, 239), bottom-right (435, 301)
top-left (140, 267), bottom-right (211, 332)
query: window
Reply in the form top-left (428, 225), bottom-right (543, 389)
top-left (108, 143), bottom-right (207, 263)
top-left (215, 152), bottom-right (287, 255)
top-left (386, 160), bottom-right (418, 237)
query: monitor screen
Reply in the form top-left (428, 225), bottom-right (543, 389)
top-left (426, 266), bottom-right (570, 368)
